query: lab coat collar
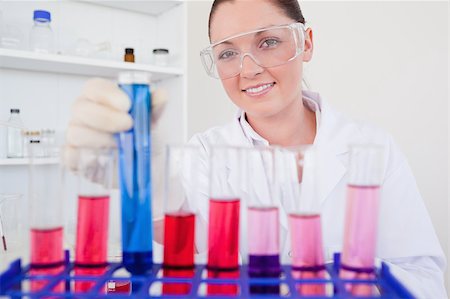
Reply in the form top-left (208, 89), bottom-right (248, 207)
top-left (230, 90), bottom-right (359, 228)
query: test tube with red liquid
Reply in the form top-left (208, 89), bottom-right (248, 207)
top-left (28, 143), bottom-right (65, 293)
top-left (340, 144), bottom-right (384, 296)
top-left (281, 146), bottom-right (326, 295)
top-left (162, 145), bottom-right (200, 295)
top-left (74, 148), bottom-right (114, 293)
top-left (207, 146), bottom-right (243, 295)
top-left (246, 147), bottom-right (281, 294)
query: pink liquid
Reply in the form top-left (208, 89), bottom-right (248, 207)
top-left (247, 206), bottom-right (279, 255)
top-left (207, 198), bottom-right (240, 269)
top-left (75, 195), bottom-right (110, 266)
top-left (163, 212), bottom-right (195, 295)
top-left (207, 198), bottom-right (240, 296)
top-left (340, 185), bottom-right (380, 295)
top-left (288, 213), bottom-right (325, 295)
top-left (29, 227), bottom-right (64, 292)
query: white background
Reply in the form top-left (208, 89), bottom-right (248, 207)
top-left (186, 0), bottom-right (449, 293)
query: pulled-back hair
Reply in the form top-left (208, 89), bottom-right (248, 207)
top-left (208, 0), bottom-right (306, 38)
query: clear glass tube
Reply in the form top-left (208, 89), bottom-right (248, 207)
top-left (74, 148), bottom-right (113, 293)
top-left (162, 145), bottom-right (200, 295)
top-left (245, 147), bottom-right (280, 295)
top-left (28, 143), bottom-right (64, 292)
top-left (117, 71), bottom-right (153, 275)
top-left (340, 144), bottom-right (384, 296)
top-left (279, 145), bottom-right (326, 295)
top-left (207, 145), bottom-right (243, 296)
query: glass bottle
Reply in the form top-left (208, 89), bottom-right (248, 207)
top-left (7, 109), bottom-right (23, 158)
top-left (124, 48), bottom-right (134, 62)
top-left (29, 10), bottom-right (54, 54)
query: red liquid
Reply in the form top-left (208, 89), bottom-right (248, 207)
top-left (163, 212), bottom-right (195, 295)
top-left (207, 198), bottom-right (240, 269)
top-left (207, 198), bottom-right (240, 295)
top-left (76, 195), bottom-right (110, 265)
top-left (29, 227), bottom-right (64, 292)
top-left (74, 267), bottom-right (106, 293)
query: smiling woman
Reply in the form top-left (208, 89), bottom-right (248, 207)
top-left (185, 0), bottom-right (448, 298)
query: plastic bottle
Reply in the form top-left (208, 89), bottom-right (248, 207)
top-left (29, 10), bottom-right (54, 54)
top-left (7, 109), bottom-right (23, 158)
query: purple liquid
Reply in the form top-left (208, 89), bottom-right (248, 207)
top-left (248, 254), bottom-right (280, 294)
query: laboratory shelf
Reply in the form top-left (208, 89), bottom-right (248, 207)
top-left (0, 48), bottom-right (184, 80)
top-left (0, 253), bottom-right (415, 298)
top-left (0, 157), bottom-right (60, 166)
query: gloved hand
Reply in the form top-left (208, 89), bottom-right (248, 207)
top-left (64, 77), bottom-right (167, 171)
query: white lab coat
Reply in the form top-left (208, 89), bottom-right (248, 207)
top-left (186, 90), bottom-right (447, 299)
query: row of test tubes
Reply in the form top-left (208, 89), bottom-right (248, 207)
top-left (23, 142), bottom-right (383, 296)
top-left (162, 144), bottom-right (383, 296)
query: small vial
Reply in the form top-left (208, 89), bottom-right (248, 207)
top-left (7, 109), bottom-right (24, 158)
top-left (153, 48), bottom-right (169, 66)
top-left (124, 48), bottom-right (134, 62)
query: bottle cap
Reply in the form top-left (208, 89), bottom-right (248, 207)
top-left (125, 48), bottom-right (134, 54)
top-left (118, 72), bottom-right (151, 85)
top-left (33, 10), bottom-right (51, 22)
top-left (153, 48), bottom-right (169, 54)
top-left (10, 109), bottom-right (20, 113)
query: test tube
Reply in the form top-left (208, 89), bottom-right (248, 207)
top-left (207, 146), bottom-right (243, 295)
top-left (162, 145), bottom-right (200, 295)
top-left (340, 144), bottom-right (384, 295)
top-left (280, 146), bottom-right (326, 295)
top-left (74, 148), bottom-right (114, 293)
top-left (117, 71), bottom-right (153, 275)
top-left (28, 142), bottom-right (65, 292)
top-left (246, 147), bottom-right (281, 294)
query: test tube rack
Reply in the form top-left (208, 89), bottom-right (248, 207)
top-left (0, 253), bottom-right (415, 298)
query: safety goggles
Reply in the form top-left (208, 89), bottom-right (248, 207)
top-left (200, 22), bottom-right (306, 79)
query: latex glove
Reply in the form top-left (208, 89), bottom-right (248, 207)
top-left (64, 77), bottom-right (167, 171)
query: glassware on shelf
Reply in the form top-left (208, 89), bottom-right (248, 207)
top-left (153, 48), bottom-right (169, 66)
top-left (7, 109), bottom-right (24, 158)
top-left (29, 10), bottom-right (54, 54)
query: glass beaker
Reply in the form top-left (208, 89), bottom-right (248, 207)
top-left (207, 145), bottom-right (245, 295)
top-left (245, 146), bottom-right (281, 294)
top-left (279, 145), bottom-right (326, 295)
top-left (28, 142), bottom-right (65, 292)
top-left (162, 145), bottom-right (201, 295)
top-left (74, 148), bottom-right (114, 293)
top-left (340, 144), bottom-right (384, 296)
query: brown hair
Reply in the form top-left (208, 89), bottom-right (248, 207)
top-left (208, 0), bottom-right (306, 39)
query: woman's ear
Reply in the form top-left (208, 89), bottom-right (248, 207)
top-left (303, 28), bottom-right (313, 62)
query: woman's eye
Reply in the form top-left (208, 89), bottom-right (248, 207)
top-left (261, 38), bottom-right (280, 48)
top-left (218, 50), bottom-right (238, 60)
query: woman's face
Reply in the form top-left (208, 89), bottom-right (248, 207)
top-left (209, 0), bottom-right (313, 120)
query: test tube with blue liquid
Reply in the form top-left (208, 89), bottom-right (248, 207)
top-left (117, 72), bottom-right (153, 275)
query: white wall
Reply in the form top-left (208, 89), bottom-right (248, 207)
top-left (187, 0), bottom-right (449, 293)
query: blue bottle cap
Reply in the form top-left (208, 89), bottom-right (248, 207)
top-left (33, 10), bottom-right (51, 22)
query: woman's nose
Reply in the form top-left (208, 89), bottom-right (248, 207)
top-left (239, 53), bottom-right (264, 78)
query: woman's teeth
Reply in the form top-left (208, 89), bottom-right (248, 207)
top-left (245, 83), bottom-right (274, 93)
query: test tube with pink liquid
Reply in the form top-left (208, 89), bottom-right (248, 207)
top-left (246, 147), bottom-right (281, 295)
top-left (281, 146), bottom-right (326, 295)
top-left (340, 144), bottom-right (384, 296)
top-left (74, 148), bottom-right (114, 293)
top-left (28, 142), bottom-right (65, 293)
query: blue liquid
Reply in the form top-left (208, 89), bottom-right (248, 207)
top-left (117, 83), bottom-right (153, 274)
top-left (248, 254), bottom-right (281, 294)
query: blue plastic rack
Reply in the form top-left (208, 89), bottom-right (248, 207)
top-left (0, 253), bottom-right (415, 298)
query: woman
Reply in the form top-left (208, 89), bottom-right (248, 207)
top-left (65, 0), bottom-right (446, 297)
